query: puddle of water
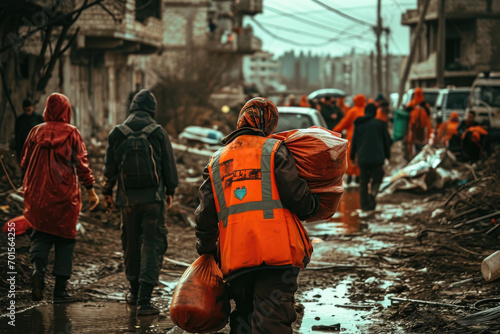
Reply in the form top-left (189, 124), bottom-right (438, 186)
top-left (297, 277), bottom-right (393, 334)
top-left (0, 302), bottom-right (175, 333)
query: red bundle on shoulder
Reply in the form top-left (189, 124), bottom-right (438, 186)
top-left (271, 126), bottom-right (348, 222)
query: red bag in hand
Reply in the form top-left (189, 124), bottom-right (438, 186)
top-left (271, 127), bottom-right (348, 222)
top-left (2, 215), bottom-right (31, 236)
top-left (169, 254), bottom-right (230, 333)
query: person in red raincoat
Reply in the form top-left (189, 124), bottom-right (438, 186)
top-left (333, 94), bottom-right (366, 184)
top-left (21, 93), bottom-right (99, 303)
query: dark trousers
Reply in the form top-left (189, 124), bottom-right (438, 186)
top-left (120, 202), bottom-right (168, 286)
top-left (227, 267), bottom-right (299, 334)
top-left (29, 229), bottom-right (76, 278)
top-left (359, 164), bottom-right (384, 211)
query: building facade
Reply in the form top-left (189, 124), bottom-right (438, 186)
top-left (402, 0), bottom-right (500, 88)
top-left (243, 51), bottom-right (285, 94)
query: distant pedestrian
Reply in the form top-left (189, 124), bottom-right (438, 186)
top-left (437, 112), bottom-right (461, 154)
top-left (299, 94), bottom-right (310, 107)
top-left (22, 93), bottom-right (99, 303)
top-left (286, 94), bottom-right (299, 106)
top-left (458, 111), bottom-right (478, 135)
top-left (195, 97), bottom-right (318, 333)
top-left (461, 124), bottom-right (488, 162)
top-left (351, 103), bottom-right (392, 211)
top-left (406, 89), bottom-right (433, 159)
top-left (376, 99), bottom-right (390, 124)
top-left (14, 98), bottom-right (44, 162)
top-left (334, 94), bottom-right (366, 185)
top-left (336, 96), bottom-right (349, 115)
top-left (102, 89), bottom-right (179, 316)
top-left (320, 96), bottom-right (343, 129)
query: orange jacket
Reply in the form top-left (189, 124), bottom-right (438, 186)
top-left (375, 107), bottom-right (388, 123)
top-left (407, 106), bottom-right (433, 145)
top-left (333, 94), bottom-right (366, 142)
top-left (437, 112), bottom-right (459, 145)
top-left (462, 126), bottom-right (488, 145)
top-left (208, 135), bottom-right (312, 276)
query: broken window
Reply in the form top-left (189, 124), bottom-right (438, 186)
top-left (135, 0), bottom-right (161, 23)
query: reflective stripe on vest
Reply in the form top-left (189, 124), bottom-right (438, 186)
top-left (211, 138), bottom-right (283, 227)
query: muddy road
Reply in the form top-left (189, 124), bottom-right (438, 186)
top-left (1, 149), bottom-right (500, 333)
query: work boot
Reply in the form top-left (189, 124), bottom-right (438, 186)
top-left (136, 283), bottom-right (159, 316)
top-left (126, 280), bottom-right (139, 305)
top-left (53, 276), bottom-right (74, 303)
top-left (31, 269), bottom-right (45, 301)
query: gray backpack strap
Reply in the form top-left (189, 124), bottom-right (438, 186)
top-left (141, 123), bottom-right (161, 136)
top-left (116, 124), bottom-right (134, 137)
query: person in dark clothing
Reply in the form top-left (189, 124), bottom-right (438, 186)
top-left (458, 111), bottom-right (478, 135)
top-left (320, 96), bottom-right (343, 129)
top-left (14, 98), bottom-right (44, 161)
top-left (351, 103), bottom-right (392, 211)
top-left (102, 89), bottom-right (179, 316)
top-left (195, 97), bottom-right (319, 334)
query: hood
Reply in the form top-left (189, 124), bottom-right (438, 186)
top-left (237, 97), bottom-right (278, 136)
top-left (353, 94), bottom-right (366, 107)
top-left (410, 87), bottom-right (424, 106)
top-left (130, 89), bottom-right (157, 117)
top-left (43, 93), bottom-right (71, 123)
top-left (354, 103), bottom-right (377, 125)
top-left (449, 111), bottom-right (460, 122)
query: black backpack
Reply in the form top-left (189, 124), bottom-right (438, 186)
top-left (116, 123), bottom-right (161, 189)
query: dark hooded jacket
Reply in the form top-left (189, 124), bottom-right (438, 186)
top-left (194, 97), bottom-right (319, 267)
top-left (102, 89), bottom-right (178, 206)
top-left (350, 103), bottom-right (392, 166)
top-left (21, 93), bottom-right (95, 239)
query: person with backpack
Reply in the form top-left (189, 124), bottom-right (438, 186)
top-left (102, 89), bottom-right (178, 316)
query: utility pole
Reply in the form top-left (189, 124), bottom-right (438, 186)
top-left (397, 0), bottom-right (431, 108)
top-left (436, 0), bottom-right (446, 87)
top-left (385, 28), bottom-right (391, 98)
top-left (376, 0), bottom-right (383, 95)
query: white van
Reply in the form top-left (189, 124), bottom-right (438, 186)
top-left (434, 87), bottom-right (471, 123)
top-left (466, 72), bottom-right (500, 129)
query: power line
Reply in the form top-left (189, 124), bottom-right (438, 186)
top-left (309, 0), bottom-right (375, 27)
top-left (250, 17), bottom-right (373, 48)
top-left (262, 22), bottom-right (349, 40)
top-left (264, 6), bottom-right (375, 42)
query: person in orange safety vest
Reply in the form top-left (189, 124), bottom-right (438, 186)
top-left (195, 97), bottom-right (319, 334)
top-left (436, 111), bottom-right (461, 154)
top-left (333, 94), bottom-right (366, 184)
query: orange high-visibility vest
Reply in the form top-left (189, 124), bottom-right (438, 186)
top-left (208, 135), bottom-right (313, 276)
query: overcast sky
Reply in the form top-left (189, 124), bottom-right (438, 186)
top-left (244, 0), bottom-right (415, 57)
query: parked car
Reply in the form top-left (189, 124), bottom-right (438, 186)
top-left (434, 87), bottom-right (471, 123)
top-left (466, 72), bottom-right (500, 129)
top-left (274, 106), bottom-right (327, 133)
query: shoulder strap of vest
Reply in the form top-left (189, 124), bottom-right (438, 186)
top-left (211, 138), bottom-right (283, 228)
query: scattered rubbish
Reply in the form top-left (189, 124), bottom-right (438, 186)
top-left (311, 323), bottom-right (341, 331)
top-left (481, 250), bottom-right (500, 282)
top-left (456, 305), bottom-right (500, 326)
top-left (335, 303), bottom-right (375, 309)
top-left (165, 257), bottom-right (191, 267)
top-left (449, 276), bottom-right (483, 288)
top-left (178, 126), bottom-right (224, 145)
top-left (390, 296), bottom-right (468, 309)
top-left (312, 237), bottom-right (324, 243)
top-left (364, 277), bottom-right (380, 285)
top-left (431, 208), bottom-right (445, 218)
top-left (381, 146), bottom-right (465, 193)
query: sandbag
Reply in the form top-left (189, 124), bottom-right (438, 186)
top-left (271, 126), bottom-right (348, 222)
top-left (169, 254), bottom-right (229, 333)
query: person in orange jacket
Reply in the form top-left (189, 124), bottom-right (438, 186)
top-left (336, 97), bottom-right (349, 115)
top-left (461, 124), bottom-right (489, 162)
top-left (436, 112), bottom-right (461, 153)
top-left (299, 94), bottom-right (310, 107)
top-left (375, 100), bottom-right (390, 124)
top-left (407, 103), bottom-right (433, 159)
top-left (333, 94), bottom-right (366, 184)
top-left (195, 97), bottom-right (319, 333)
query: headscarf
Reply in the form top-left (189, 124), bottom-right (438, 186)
top-left (449, 111), bottom-right (459, 122)
top-left (408, 87), bottom-right (424, 107)
top-left (237, 97), bottom-right (279, 136)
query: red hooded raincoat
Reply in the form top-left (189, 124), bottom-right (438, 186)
top-left (21, 93), bottom-right (95, 239)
